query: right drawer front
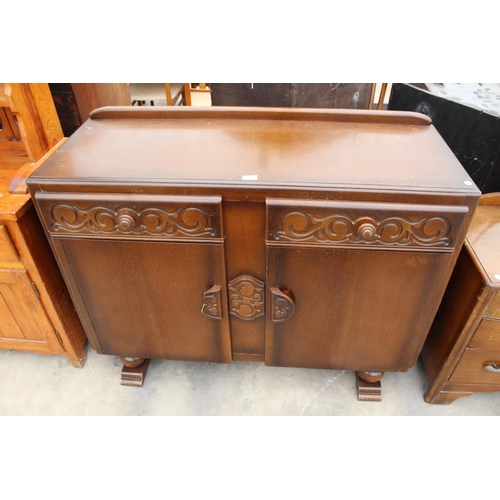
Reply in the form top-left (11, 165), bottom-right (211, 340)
top-left (266, 199), bottom-right (468, 253)
top-left (450, 319), bottom-right (500, 385)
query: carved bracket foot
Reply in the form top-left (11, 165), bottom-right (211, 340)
top-left (356, 371), bottom-right (384, 402)
top-left (120, 357), bottom-right (150, 387)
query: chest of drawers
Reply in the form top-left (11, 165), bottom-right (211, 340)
top-left (422, 194), bottom-right (500, 404)
top-left (27, 106), bottom-right (479, 400)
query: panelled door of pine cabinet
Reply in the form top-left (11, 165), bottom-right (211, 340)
top-left (0, 270), bottom-right (63, 353)
top-left (35, 193), bottom-right (232, 364)
top-left (265, 199), bottom-right (469, 372)
top-left (0, 225), bottom-right (62, 354)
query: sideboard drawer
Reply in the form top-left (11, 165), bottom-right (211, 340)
top-left (35, 193), bottom-right (224, 242)
top-left (266, 199), bottom-right (468, 252)
top-left (449, 319), bottom-right (500, 385)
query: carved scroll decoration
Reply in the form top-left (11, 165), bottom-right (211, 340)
top-left (202, 285), bottom-right (222, 319)
top-left (49, 203), bottom-right (217, 238)
top-left (270, 287), bottom-right (295, 323)
top-left (272, 211), bottom-right (452, 247)
top-left (228, 275), bottom-right (265, 321)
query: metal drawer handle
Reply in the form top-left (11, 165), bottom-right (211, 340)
top-left (483, 363), bottom-right (500, 373)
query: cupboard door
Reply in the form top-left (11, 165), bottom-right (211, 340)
top-left (58, 239), bottom-right (231, 363)
top-left (0, 270), bottom-right (58, 350)
top-left (37, 193), bottom-right (231, 364)
top-left (265, 199), bottom-right (467, 372)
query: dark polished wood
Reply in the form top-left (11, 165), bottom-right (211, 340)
top-left (423, 194), bottom-right (500, 404)
top-left (27, 106), bottom-right (479, 394)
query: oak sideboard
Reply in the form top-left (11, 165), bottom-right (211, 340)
top-left (27, 106), bottom-right (480, 399)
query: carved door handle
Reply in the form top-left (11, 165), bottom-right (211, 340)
top-left (270, 287), bottom-right (295, 322)
top-left (202, 285), bottom-right (222, 319)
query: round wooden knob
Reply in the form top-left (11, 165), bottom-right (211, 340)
top-left (359, 223), bottom-right (376, 240)
top-left (120, 357), bottom-right (146, 368)
top-left (357, 371), bottom-right (384, 383)
top-left (117, 214), bottom-right (135, 231)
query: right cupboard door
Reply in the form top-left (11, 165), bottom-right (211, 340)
top-left (265, 198), bottom-right (469, 372)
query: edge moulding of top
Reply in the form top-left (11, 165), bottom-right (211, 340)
top-left (89, 106), bottom-right (432, 127)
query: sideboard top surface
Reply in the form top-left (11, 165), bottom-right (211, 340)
top-left (30, 107), bottom-right (478, 195)
top-left (466, 204), bottom-right (500, 288)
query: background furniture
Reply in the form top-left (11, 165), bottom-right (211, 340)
top-left (422, 193), bottom-right (500, 404)
top-left (51, 84), bottom-right (193, 136)
top-left (28, 106), bottom-right (479, 397)
top-left (50, 83), bottom-right (132, 136)
top-left (389, 83), bottom-right (500, 194)
top-left (49, 83), bottom-right (82, 137)
top-left (210, 83), bottom-right (376, 109)
top-left (0, 83), bottom-right (87, 367)
top-left (130, 84), bottom-right (189, 106)
top-left (72, 83), bottom-right (132, 122)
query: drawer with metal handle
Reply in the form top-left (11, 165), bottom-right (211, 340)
top-left (450, 319), bottom-right (500, 385)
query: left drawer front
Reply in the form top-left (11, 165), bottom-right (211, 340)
top-left (36, 193), bottom-right (223, 242)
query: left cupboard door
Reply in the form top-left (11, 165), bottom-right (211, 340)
top-left (35, 193), bottom-right (232, 364)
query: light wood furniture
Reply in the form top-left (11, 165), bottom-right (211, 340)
top-left (375, 83), bottom-right (389, 110)
top-left (422, 193), bottom-right (500, 404)
top-left (130, 84), bottom-right (189, 107)
top-left (2, 83), bottom-right (64, 193)
top-left (0, 83), bottom-right (87, 367)
top-left (27, 106), bottom-right (479, 396)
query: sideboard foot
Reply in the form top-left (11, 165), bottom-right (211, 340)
top-left (120, 357), bottom-right (150, 387)
top-left (356, 371), bottom-right (384, 402)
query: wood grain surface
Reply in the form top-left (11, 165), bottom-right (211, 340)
top-left (26, 106), bottom-right (480, 394)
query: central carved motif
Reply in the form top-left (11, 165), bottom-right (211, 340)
top-left (50, 204), bottom-right (216, 238)
top-left (272, 211), bottom-right (452, 247)
top-left (228, 275), bottom-right (265, 321)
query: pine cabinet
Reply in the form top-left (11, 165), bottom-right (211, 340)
top-left (0, 83), bottom-right (86, 366)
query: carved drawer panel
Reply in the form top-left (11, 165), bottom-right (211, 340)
top-left (266, 199), bottom-right (468, 252)
top-left (36, 193), bottom-right (223, 242)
